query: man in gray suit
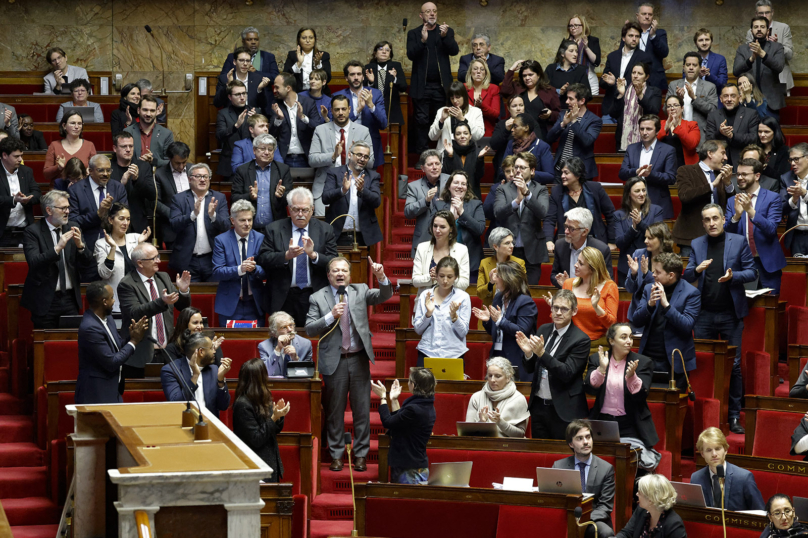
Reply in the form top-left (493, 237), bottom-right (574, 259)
top-left (308, 94), bottom-right (373, 216)
top-left (668, 52), bottom-right (718, 143)
top-left (305, 256), bottom-right (392, 473)
top-left (404, 149), bottom-right (449, 257)
top-left (259, 311), bottom-right (313, 377)
top-left (745, 0), bottom-right (793, 93)
top-left (0, 102), bottom-right (18, 138)
top-left (552, 419), bottom-right (616, 538)
top-left (493, 151), bottom-right (550, 285)
top-left (734, 16), bottom-right (786, 116)
top-left (124, 96), bottom-right (175, 168)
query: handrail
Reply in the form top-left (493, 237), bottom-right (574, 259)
top-left (56, 474), bottom-right (75, 538)
top-left (135, 510), bottom-right (153, 538)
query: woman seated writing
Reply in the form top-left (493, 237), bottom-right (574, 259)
top-left (466, 357), bottom-right (529, 438)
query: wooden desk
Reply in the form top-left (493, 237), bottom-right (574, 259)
top-left (676, 505), bottom-right (769, 536)
top-left (743, 395), bottom-right (808, 455)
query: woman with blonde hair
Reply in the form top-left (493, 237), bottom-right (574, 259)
top-left (563, 14), bottom-right (601, 96)
top-left (466, 357), bottom-right (529, 437)
top-left (465, 58), bottom-right (500, 136)
top-left (561, 246), bottom-right (618, 340)
top-left (616, 474), bottom-right (686, 537)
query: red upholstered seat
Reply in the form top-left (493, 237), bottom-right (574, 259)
top-left (495, 505), bottom-right (567, 538)
top-left (683, 522), bottom-right (761, 538)
top-left (539, 264), bottom-right (552, 286)
top-left (271, 390), bottom-right (312, 433)
top-left (786, 134), bottom-right (808, 147)
top-left (743, 351), bottom-right (771, 398)
top-left (609, 195), bottom-right (622, 211)
top-left (749, 469), bottom-right (808, 503)
top-left (220, 339), bottom-right (261, 375)
top-left (683, 352), bottom-right (722, 449)
top-left (594, 132), bottom-right (615, 154)
top-left (648, 401), bottom-right (674, 478)
top-left (427, 449), bottom-right (563, 487)
top-left (43, 341), bottom-right (78, 383)
top-left (597, 163), bottom-right (621, 184)
top-left (751, 410), bottom-right (805, 460)
top-left (788, 305), bottom-right (808, 345)
top-left (404, 341), bottom-right (490, 380)
top-left (278, 445), bottom-right (302, 495)
top-left (742, 306), bottom-right (767, 355)
top-left (292, 494), bottom-right (307, 538)
top-left (3, 262), bottom-right (28, 289)
top-left (535, 298), bottom-right (551, 326)
top-left (617, 301), bottom-right (630, 323)
top-left (365, 499), bottom-right (499, 538)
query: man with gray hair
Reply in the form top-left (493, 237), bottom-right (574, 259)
top-left (257, 186), bottom-right (338, 327)
top-left (258, 311), bottom-right (313, 376)
top-left (404, 148), bottom-right (449, 256)
top-left (22, 189), bottom-right (93, 328)
top-left (232, 133), bottom-right (292, 230)
top-left (134, 79), bottom-right (167, 124)
top-left (457, 33), bottom-right (505, 85)
top-left (220, 26), bottom-right (280, 82)
top-left (212, 198), bottom-right (267, 326)
top-left (744, 0), bottom-right (793, 94)
top-left (550, 207), bottom-right (613, 288)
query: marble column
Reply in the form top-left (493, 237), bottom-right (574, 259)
top-left (71, 436), bottom-right (110, 538)
top-left (224, 501), bottom-right (265, 537)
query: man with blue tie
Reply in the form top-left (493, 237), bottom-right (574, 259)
top-left (725, 158), bottom-right (785, 293)
top-left (257, 187), bottom-right (338, 328)
top-left (331, 61), bottom-right (387, 166)
top-left (212, 199), bottom-right (266, 327)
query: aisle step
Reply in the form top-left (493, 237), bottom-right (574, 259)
top-left (369, 314), bottom-right (399, 334)
top-left (0, 367), bottom-right (9, 394)
top-left (0, 416), bottom-right (34, 443)
top-left (310, 493), bottom-right (354, 520)
top-left (0, 497), bottom-right (60, 527)
top-left (368, 360), bottom-right (396, 378)
top-left (309, 519), bottom-right (354, 538)
top-left (373, 294), bottom-right (400, 315)
top-left (0, 393), bottom-right (26, 415)
top-left (0, 467), bottom-right (47, 499)
top-left (8, 524), bottom-right (61, 538)
top-left (319, 462), bottom-right (379, 494)
top-left (382, 260), bottom-right (414, 279)
top-left (0, 443), bottom-right (46, 468)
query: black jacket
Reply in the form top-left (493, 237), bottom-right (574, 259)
top-left (616, 508), bottom-right (686, 538)
top-left (110, 158), bottom-right (156, 234)
top-left (379, 395), bottom-right (436, 469)
top-left (600, 46), bottom-right (654, 119)
top-left (323, 165), bottom-right (383, 247)
top-left (231, 160), bottom-right (293, 224)
top-left (154, 162), bottom-right (193, 245)
top-left (110, 99), bottom-right (139, 138)
top-left (215, 105), bottom-right (257, 178)
top-left (608, 85), bottom-right (663, 152)
top-left (406, 24), bottom-right (459, 99)
top-left (282, 50), bottom-right (332, 95)
top-left (551, 237), bottom-right (614, 289)
top-left (365, 61), bottom-right (407, 125)
top-left (20, 130), bottom-right (47, 151)
top-left (791, 362), bottom-right (808, 399)
top-left (233, 396), bottom-right (285, 480)
top-left (0, 164), bottom-right (41, 237)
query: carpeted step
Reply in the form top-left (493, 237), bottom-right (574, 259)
top-left (390, 228), bottom-right (414, 247)
top-left (382, 242), bottom-right (413, 263)
top-left (373, 294), bottom-right (400, 315)
top-left (0, 393), bottom-right (26, 416)
top-left (319, 462), bottom-right (379, 494)
top-left (9, 524), bottom-right (61, 538)
top-left (0, 416), bottom-right (34, 444)
top-left (382, 260), bottom-right (414, 279)
top-left (310, 492), bottom-right (354, 520)
top-left (344, 411), bottom-right (384, 439)
top-left (391, 214), bottom-right (416, 229)
top-left (0, 467), bottom-right (48, 499)
top-left (0, 367), bottom-right (9, 394)
top-left (368, 314), bottom-right (399, 334)
top-left (368, 360), bottom-right (396, 378)
top-left (1, 497), bottom-right (60, 527)
top-left (0, 444), bottom-right (46, 468)
top-left (309, 519), bottom-right (354, 538)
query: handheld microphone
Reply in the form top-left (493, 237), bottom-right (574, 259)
top-left (337, 284), bottom-right (347, 304)
top-left (345, 431), bottom-right (359, 537)
top-left (716, 465), bottom-right (727, 538)
top-left (149, 336), bottom-right (205, 435)
top-left (574, 507), bottom-right (598, 538)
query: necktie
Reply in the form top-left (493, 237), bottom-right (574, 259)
top-left (378, 68), bottom-right (386, 91)
top-left (340, 291), bottom-right (351, 350)
top-left (545, 330), bottom-right (559, 356)
top-left (295, 228), bottom-right (309, 288)
top-left (97, 186), bottom-right (106, 238)
top-left (55, 228), bottom-right (67, 293)
top-left (240, 238), bottom-right (250, 299)
top-left (747, 209), bottom-right (757, 257)
top-left (578, 462), bottom-right (587, 494)
top-left (147, 278), bottom-right (166, 346)
top-left (339, 128), bottom-right (347, 165)
top-left (712, 474), bottom-right (723, 507)
top-left (701, 57), bottom-right (708, 80)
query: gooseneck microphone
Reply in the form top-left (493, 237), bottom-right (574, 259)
top-left (716, 465), bottom-right (727, 538)
top-left (149, 336), bottom-right (207, 438)
top-left (402, 18), bottom-right (408, 32)
top-left (144, 25), bottom-right (167, 96)
top-left (345, 432), bottom-right (358, 537)
top-left (573, 507), bottom-right (598, 538)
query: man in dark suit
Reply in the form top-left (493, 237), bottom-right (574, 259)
top-left (213, 46), bottom-right (273, 111)
top-left (517, 289), bottom-right (590, 440)
top-left (161, 332), bottom-right (232, 419)
top-left (740, 145), bottom-right (779, 193)
top-left (365, 49), bottom-right (407, 125)
top-left (220, 27), bottom-right (279, 82)
top-left (406, 2), bottom-right (459, 154)
top-left (600, 23), bottom-right (653, 123)
top-left (211, 199), bottom-right (266, 327)
top-left (0, 137), bottom-right (40, 247)
top-left (403, 149), bottom-right (449, 256)
top-left (726, 158), bottom-right (786, 293)
top-left (618, 114), bottom-right (678, 218)
top-left (154, 141), bottom-right (192, 250)
top-left (633, 3), bottom-right (669, 91)
top-left (109, 132), bottom-right (155, 234)
top-left (705, 84), bottom-right (761, 167)
top-left (124, 96), bottom-right (174, 168)
top-left (257, 187), bottom-right (338, 328)
top-left (22, 190), bottom-right (93, 329)
top-left (457, 34), bottom-right (505, 85)
top-left (550, 207), bottom-right (613, 288)
top-left (118, 242), bottom-right (191, 379)
top-left (694, 28), bottom-right (729, 93)
top-left (323, 141), bottom-right (382, 248)
top-left (169, 163), bottom-right (230, 282)
top-left (269, 72), bottom-right (321, 167)
top-left (734, 16), bottom-right (786, 117)
top-left (672, 140), bottom-right (735, 257)
top-left (493, 152), bottom-right (550, 284)
top-left (215, 79), bottom-right (261, 180)
top-left (331, 61), bottom-right (387, 166)
top-left (75, 282), bottom-right (148, 404)
top-left (231, 133), bottom-right (292, 230)
top-left (552, 419), bottom-right (616, 537)
top-left (781, 142), bottom-right (808, 256)
top-left (546, 84), bottom-right (603, 181)
top-left (684, 204), bottom-right (757, 434)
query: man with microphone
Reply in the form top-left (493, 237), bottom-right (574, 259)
top-left (305, 256), bottom-right (393, 473)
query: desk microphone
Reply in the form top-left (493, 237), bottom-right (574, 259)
top-left (144, 25), bottom-right (167, 96)
top-left (716, 465), bottom-right (727, 538)
top-left (402, 18), bottom-right (408, 32)
top-left (148, 336), bottom-right (206, 437)
top-left (573, 507), bottom-right (598, 538)
top-left (345, 432), bottom-right (359, 537)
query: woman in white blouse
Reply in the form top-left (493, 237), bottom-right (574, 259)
top-left (94, 203), bottom-right (151, 313)
top-left (283, 27), bottom-right (332, 93)
top-left (429, 81), bottom-right (484, 157)
top-left (466, 357), bottom-right (530, 437)
top-left (412, 210), bottom-right (470, 300)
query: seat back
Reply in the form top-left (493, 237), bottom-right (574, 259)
top-left (364, 499), bottom-right (499, 538)
top-left (648, 401), bottom-right (667, 451)
top-left (683, 522), bottom-right (761, 538)
top-left (751, 410), bottom-right (805, 460)
top-left (220, 339), bottom-right (262, 376)
top-left (43, 341), bottom-right (79, 383)
top-left (495, 505), bottom-right (568, 538)
top-left (748, 467), bottom-right (808, 503)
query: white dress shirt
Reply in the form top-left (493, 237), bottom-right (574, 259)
top-left (333, 121), bottom-right (353, 167)
top-left (639, 28), bottom-right (656, 52)
top-left (343, 170), bottom-right (361, 232)
top-left (276, 100), bottom-right (310, 155)
top-left (190, 191), bottom-right (212, 255)
top-left (89, 177), bottom-right (106, 210)
top-left (234, 230), bottom-right (252, 297)
top-left (186, 357), bottom-right (207, 412)
top-left (172, 167), bottom-right (189, 193)
top-left (137, 270), bottom-right (163, 344)
top-left (619, 49), bottom-right (636, 79)
top-left (788, 173), bottom-right (808, 226)
top-left (48, 220), bottom-right (73, 291)
top-left (538, 322), bottom-right (570, 399)
top-left (683, 79), bottom-right (698, 121)
top-left (639, 140), bottom-right (656, 169)
top-left (569, 239), bottom-right (588, 279)
top-left (2, 164), bottom-right (25, 227)
top-left (291, 50), bottom-right (322, 91)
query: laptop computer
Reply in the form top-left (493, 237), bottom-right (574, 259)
top-left (456, 421), bottom-right (500, 437)
top-left (536, 468), bottom-right (583, 495)
top-left (670, 481), bottom-right (707, 507)
top-left (424, 357), bottom-right (464, 381)
top-left (68, 106), bottom-right (99, 123)
top-left (794, 497), bottom-right (808, 521)
top-left (427, 461), bottom-right (473, 487)
top-left (588, 420), bottom-right (621, 443)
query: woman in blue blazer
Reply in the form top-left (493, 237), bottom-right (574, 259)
top-left (542, 156), bottom-right (616, 247)
top-left (624, 222), bottom-right (674, 323)
top-left (611, 177), bottom-right (665, 286)
top-left (473, 261), bottom-right (537, 382)
top-left (500, 114), bottom-right (554, 184)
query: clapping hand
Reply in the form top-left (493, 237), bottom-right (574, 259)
top-left (627, 254), bottom-right (639, 276)
top-left (212, 335), bottom-right (225, 350)
top-left (625, 360), bottom-right (639, 378)
top-left (515, 331), bottom-right (533, 355)
top-left (98, 194), bottom-right (114, 219)
top-left (597, 345), bottom-right (609, 374)
top-left (735, 193), bottom-right (748, 216)
top-left (542, 291), bottom-right (554, 308)
top-left (176, 270), bottom-right (191, 293)
top-left (272, 103), bottom-right (283, 120)
top-left (718, 268), bottom-right (733, 283)
top-left (477, 145), bottom-right (491, 158)
top-left (450, 196), bottom-right (463, 217)
top-left (615, 78), bottom-right (627, 96)
top-left (257, 77), bottom-right (271, 91)
top-left (636, 164), bottom-right (652, 178)
top-left (226, 68), bottom-right (235, 82)
top-left (128, 316), bottom-right (149, 345)
top-left (71, 226), bottom-right (84, 249)
top-left (695, 258), bottom-right (713, 274)
top-left (207, 198), bottom-right (219, 220)
top-left (555, 271), bottom-right (569, 287)
top-left (448, 300), bottom-right (461, 322)
top-left (355, 172), bottom-right (365, 193)
top-left (13, 192), bottom-right (33, 206)
top-left (390, 379), bottom-right (402, 400)
top-left (478, 405), bottom-right (490, 422)
top-left (429, 265), bottom-right (437, 281)
top-left (241, 255), bottom-right (257, 273)
top-left (218, 357), bottom-right (232, 380)
top-left (103, 230), bottom-right (116, 248)
top-left (649, 282), bottom-right (663, 307)
top-left (640, 254), bottom-right (649, 275)
top-left (120, 163), bottom-right (139, 185)
top-left (141, 150), bottom-right (154, 163)
top-left (488, 305), bottom-right (502, 323)
top-left (370, 379), bottom-right (387, 398)
top-left (55, 154), bottom-right (66, 170)
top-left (487, 407), bottom-right (502, 423)
top-left (684, 81), bottom-right (696, 100)
top-left (788, 179), bottom-right (807, 202)
top-left (472, 306), bottom-right (490, 322)
top-left (423, 290), bottom-right (435, 316)
top-left (439, 22), bottom-right (449, 36)
top-left (271, 398), bottom-right (291, 421)
top-left (602, 72), bottom-right (616, 86)
top-left (313, 50), bottom-right (324, 65)
top-left (319, 104), bottom-right (330, 122)
top-left (749, 40), bottom-right (765, 58)
top-left (590, 288), bottom-right (601, 309)
top-left (719, 119), bottom-right (733, 139)
top-left (630, 208), bottom-right (642, 227)
top-left (365, 68), bottom-right (375, 84)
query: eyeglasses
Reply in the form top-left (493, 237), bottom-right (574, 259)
top-left (236, 58), bottom-right (252, 64)
top-left (771, 509), bottom-right (794, 518)
top-left (231, 91), bottom-right (247, 98)
top-left (189, 174), bottom-right (210, 179)
top-left (551, 305), bottom-right (571, 314)
top-left (789, 156), bottom-right (806, 163)
top-left (290, 207), bottom-right (312, 214)
top-left (513, 165), bottom-right (530, 171)
top-left (568, 24), bottom-right (583, 28)
top-left (351, 152), bottom-right (370, 160)
top-left (564, 225), bottom-right (583, 232)
top-left (736, 172), bottom-right (757, 179)
top-left (143, 255), bottom-right (161, 262)
top-left (666, 104), bottom-right (681, 109)
top-left (52, 205), bottom-right (70, 212)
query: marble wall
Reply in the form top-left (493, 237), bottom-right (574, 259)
top-left (1, 0), bottom-right (806, 155)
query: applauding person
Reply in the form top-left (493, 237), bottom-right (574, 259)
top-left (611, 177), bottom-right (664, 286)
top-left (259, 311), bottom-right (313, 377)
top-left (561, 246), bottom-right (618, 341)
top-left (466, 357), bottom-right (530, 438)
top-left (659, 95), bottom-right (701, 167)
top-left (430, 171), bottom-right (485, 277)
top-left (412, 210), bottom-right (470, 299)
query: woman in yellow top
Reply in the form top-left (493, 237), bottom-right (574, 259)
top-left (477, 226), bottom-right (526, 307)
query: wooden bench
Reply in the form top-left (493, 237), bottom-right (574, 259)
top-left (676, 504), bottom-right (769, 538)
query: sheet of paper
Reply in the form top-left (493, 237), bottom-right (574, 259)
top-left (502, 477), bottom-right (534, 492)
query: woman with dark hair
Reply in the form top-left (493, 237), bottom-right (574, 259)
top-left (501, 60), bottom-right (561, 138)
top-left (625, 221), bottom-right (674, 321)
top-left (429, 81), bottom-right (484, 155)
top-left (43, 110), bottom-right (97, 183)
top-left (18, 115), bottom-right (47, 151)
top-left (365, 41), bottom-right (407, 125)
top-left (55, 79), bottom-right (103, 123)
top-left (546, 40), bottom-right (589, 106)
top-left (564, 15), bottom-right (601, 97)
top-left (659, 94), bottom-right (701, 167)
top-left (54, 157), bottom-right (86, 191)
top-left (165, 306), bottom-right (224, 366)
top-left (283, 27), bottom-right (332, 93)
top-left (465, 58), bottom-right (501, 136)
top-left (500, 114), bottom-right (554, 184)
top-left (370, 368), bottom-right (436, 484)
top-left (761, 494), bottom-right (808, 537)
top-left (757, 116), bottom-right (790, 179)
top-left (94, 203), bottom-right (151, 312)
top-left (609, 62), bottom-right (662, 152)
top-left (441, 123), bottom-right (488, 198)
top-left (110, 83), bottom-right (141, 137)
top-left (738, 72), bottom-right (772, 119)
top-left (611, 177), bottom-right (664, 286)
top-left (543, 156), bottom-right (616, 248)
top-left (562, 247), bottom-right (618, 341)
top-left (233, 358), bottom-right (291, 483)
top-left (412, 210), bottom-right (470, 299)
top-left (585, 322), bottom-right (657, 449)
top-left (431, 171), bottom-right (485, 276)
top-left (473, 260), bottom-right (538, 381)
top-left (299, 69), bottom-right (331, 113)
top-left (490, 95), bottom-right (526, 174)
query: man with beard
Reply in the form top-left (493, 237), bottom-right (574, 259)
top-left (667, 52), bottom-right (718, 144)
top-left (0, 136), bottom-right (40, 247)
top-left (220, 27), bottom-right (280, 82)
top-left (215, 80), bottom-right (259, 180)
top-left (330, 61), bottom-right (387, 166)
top-left (734, 15), bottom-right (786, 119)
top-left (550, 207), bottom-right (612, 288)
top-left (269, 72), bottom-right (320, 167)
top-left (403, 149), bottom-right (449, 256)
top-left (704, 84), bottom-right (761, 167)
top-left (109, 132), bottom-right (155, 234)
top-left (782, 143), bottom-right (808, 256)
top-left (124, 95), bottom-right (175, 168)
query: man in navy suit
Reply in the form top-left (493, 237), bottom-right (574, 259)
top-left (726, 158), bottom-right (785, 293)
top-left (618, 114), bottom-right (678, 219)
top-left (220, 27), bottom-right (279, 82)
top-left (630, 252), bottom-right (701, 389)
top-left (231, 114), bottom-right (284, 171)
top-left (231, 133), bottom-right (292, 230)
top-left (781, 142), bottom-right (808, 256)
top-left (161, 332), bottom-right (232, 419)
top-left (694, 28), bottom-right (729, 93)
top-left (75, 281), bottom-right (149, 404)
top-left (169, 163), bottom-right (230, 282)
top-left (546, 84), bottom-right (602, 181)
top-left (600, 23), bottom-right (653, 123)
top-left (691, 427), bottom-right (765, 511)
top-left (684, 204), bottom-right (757, 434)
top-left (457, 34), bottom-right (505, 85)
top-left (269, 72), bottom-right (321, 167)
top-left (331, 61), bottom-right (387, 166)
top-left (212, 199), bottom-right (266, 327)
top-left (632, 3), bottom-right (669, 91)
top-left (213, 47), bottom-right (273, 110)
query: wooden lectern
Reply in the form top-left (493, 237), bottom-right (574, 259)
top-left (67, 401), bottom-right (271, 538)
